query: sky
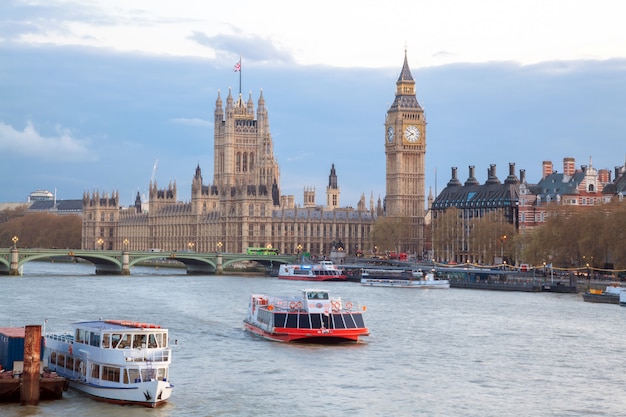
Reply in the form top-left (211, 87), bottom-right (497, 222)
top-left (1, 0), bottom-right (626, 208)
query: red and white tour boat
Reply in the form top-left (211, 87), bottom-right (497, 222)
top-left (244, 289), bottom-right (369, 343)
top-left (277, 260), bottom-right (347, 281)
top-left (44, 320), bottom-right (173, 407)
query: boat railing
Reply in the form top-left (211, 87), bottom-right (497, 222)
top-left (123, 348), bottom-right (171, 363)
top-left (46, 333), bottom-right (74, 343)
top-left (267, 297), bottom-right (363, 313)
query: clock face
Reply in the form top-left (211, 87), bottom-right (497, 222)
top-left (404, 125), bottom-right (420, 142)
top-left (387, 126), bottom-right (394, 142)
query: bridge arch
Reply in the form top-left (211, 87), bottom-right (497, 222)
top-left (0, 249), bottom-right (297, 275)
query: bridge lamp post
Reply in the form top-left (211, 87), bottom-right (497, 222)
top-left (11, 236), bottom-right (18, 249)
top-left (217, 241), bottom-right (223, 253)
top-left (123, 239), bottom-right (129, 251)
top-left (97, 238), bottom-right (104, 250)
top-left (188, 242), bottom-right (195, 252)
top-left (297, 244), bottom-right (302, 260)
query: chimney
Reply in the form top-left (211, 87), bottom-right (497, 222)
top-left (542, 161), bottom-right (553, 178)
top-left (598, 169), bottom-right (610, 184)
top-left (563, 157), bottom-right (575, 176)
top-left (520, 169), bottom-right (526, 183)
top-left (504, 162), bottom-right (518, 185)
top-left (485, 164), bottom-right (501, 185)
top-left (447, 167), bottom-right (462, 187)
top-left (465, 166), bottom-right (479, 186)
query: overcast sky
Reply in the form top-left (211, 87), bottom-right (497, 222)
top-left (1, 0), bottom-right (625, 207)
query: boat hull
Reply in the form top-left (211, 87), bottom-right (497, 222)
top-left (582, 293), bottom-right (619, 304)
top-left (361, 278), bottom-right (450, 289)
top-left (244, 321), bottom-right (367, 343)
top-left (66, 378), bottom-right (172, 407)
top-left (277, 275), bottom-right (346, 281)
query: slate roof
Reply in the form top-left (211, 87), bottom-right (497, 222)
top-left (432, 165), bottom-right (520, 211)
top-left (28, 199), bottom-right (83, 213)
top-left (531, 172), bottom-right (585, 199)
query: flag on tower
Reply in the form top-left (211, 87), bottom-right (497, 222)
top-left (233, 60), bottom-right (241, 72)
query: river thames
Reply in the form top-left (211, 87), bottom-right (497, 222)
top-left (1, 261), bottom-right (625, 417)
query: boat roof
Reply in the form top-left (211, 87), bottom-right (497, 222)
top-left (72, 320), bottom-right (164, 331)
top-left (0, 327), bottom-right (26, 338)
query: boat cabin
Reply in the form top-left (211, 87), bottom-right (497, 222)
top-left (303, 290), bottom-right (332, 313)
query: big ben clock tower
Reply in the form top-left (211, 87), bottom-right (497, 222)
top-left (384, 50), bottom-right (426, 257)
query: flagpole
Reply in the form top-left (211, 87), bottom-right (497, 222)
top-left (239, 56), bottom-right (242, 96)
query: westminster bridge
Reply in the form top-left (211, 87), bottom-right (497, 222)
top-left (0, 248), bottom-right (297, 276)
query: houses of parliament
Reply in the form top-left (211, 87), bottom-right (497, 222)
top-left (81, 52), bottom-right (427, 257)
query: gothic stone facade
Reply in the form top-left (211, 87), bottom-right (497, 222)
top-left (384, 51), bottom-right (427, 256)
top-left (82, 55), bottom-right (431, 257)
top-left (82, 89), bottom-right (378, 255)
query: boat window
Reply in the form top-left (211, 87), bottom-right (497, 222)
top-left (111, 333), bottom-right (122, 348)
top-left (310, 314), bottom-right (322, 328)
top-left (352, 314), bottom-right (366, 328)
top-left (102, 333), bottom-right (111, 348)
top-left (57, 354), bottom-right (65, 368)
top-left (299, 314), bottom-right (311, 329)
top-left (90, 332), bottom-right (101, 347)
top-left (75, 329), bottom-right (86, 344)
top-left (332, 314), bottom-right (346, 329)
top-left (273, 313), bottom-right (287, 327)
top-left (91, 364), bottom-right (100, 379)
top-left (116, 334), bottom-right (131, 349)
top-left (156, 367), bottom-right (167, 381)
top-left (285, 313), bottom-right (298, 328)
top-left (66, 356), bottom-right (74, 370)
top-left (141, 368), bottom-right (156, 382)
top-left (132, 334), bottom-right (147, 349)
top-left (155, 333), bottom-right (166, 348)
top-left (102, 366), bottom-right (121, 382)
top-left (50, 352), bottom-right (57, 364)
top-left (75, 360), bottom-right (83, 373)
top-left (307, 292), bottom-right (328, 300)
top-left (148, 334), bottom-right (158, 348)
top-left (127, 368), bottom-right (141, 384)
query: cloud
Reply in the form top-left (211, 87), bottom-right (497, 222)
top-left (169, 117), bottom-right (213, 127)
top-left (0, 121), bottom-right (94, 162)
top-left (188, 30), bottom-right (295, 64)
top-left (0, 0), bottom-right (111, 41)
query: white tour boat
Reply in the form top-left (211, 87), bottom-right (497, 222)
top-left (244, 289), bottom-right (369, 343)
top-left (278, 260), bottom-right (347, 281)
top-left (44, 320), bottom-right (173, 407)
top-left (361, 268), bottom-right (450, 289)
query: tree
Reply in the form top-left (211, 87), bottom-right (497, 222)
top-left (372, 216), bottom-right (410, 255)
top-left (0, 210), bottom-right (82, 249)
top-left (432, 207), bottom-right (463, 263)
top-left (469, 211), bottom-right (516, 265)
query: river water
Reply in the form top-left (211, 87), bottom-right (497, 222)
top-left (1, 261), bottom-right (625, 417)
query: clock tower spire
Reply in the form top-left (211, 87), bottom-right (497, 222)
top-left (384, 49), bottom-right (426, 257)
